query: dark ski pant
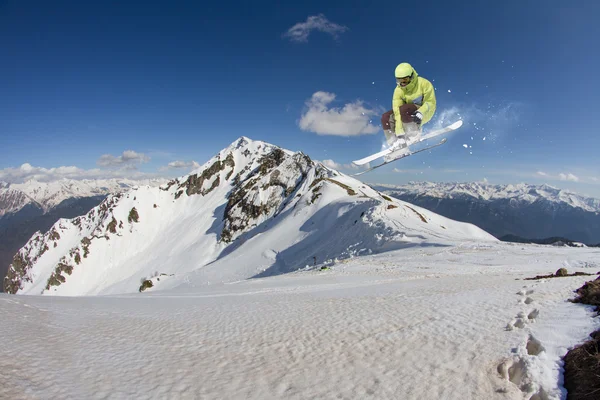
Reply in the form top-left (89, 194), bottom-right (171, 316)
top-left (381, 104), bottom-right (420, 145)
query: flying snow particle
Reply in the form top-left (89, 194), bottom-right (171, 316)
top-left (462, 144), bottom-right (468, 148)
top-left (448, 89), bottom-right (452, 93)
top-left (372, 82), bottom-right (375, 85)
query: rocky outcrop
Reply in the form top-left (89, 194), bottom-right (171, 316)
top-left (174, 153), bottom-right (236, 199)
top-left (221, 150), bottom-right (315, 242)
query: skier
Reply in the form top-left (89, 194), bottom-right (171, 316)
top-left (381, 63), bottom-right (437, 159)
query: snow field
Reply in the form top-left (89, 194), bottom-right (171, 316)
top-left (2, 242), bottom-right (599, 399)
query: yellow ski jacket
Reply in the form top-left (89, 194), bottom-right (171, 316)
top-left (392, 67), bottom-right (436, 134)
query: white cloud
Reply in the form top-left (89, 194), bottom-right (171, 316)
top-left (299, 91), bottom-right (381, 136)
top-left (537, 171), bottom-right (548, 176)
top-left (392, 168), bottom-right (424, 174)
top-left (318, 159), bottom-right (360, 171)
top-left (159, 160), bottom-right (201, 172)
top-left (320, 159), bottom-right (343, 169)
top-left (283, 14), bottom-right (348, 43)
top-left (559, 173), bottom-right (579, 182)
top-left (0, 163), bottom-right (161, 184)
top-left (97, 150), bottom-right (150, 168)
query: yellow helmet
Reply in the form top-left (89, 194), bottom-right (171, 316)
top-left (394, 63), bottom-right (414, 78)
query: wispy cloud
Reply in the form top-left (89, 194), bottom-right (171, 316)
top-left (299, 91), bottom-right (381, 136)
top-left (535, 170), bottom-right (580, 183)
top-left (487, 168), bottom-right (596, 185)
top-left (392, 168), bottom-right (426, 174)
top-left (160, 160), bottom-right (200, 171)
top-left (0, 163), bottom-right (162, 184)
top-left (320, 159), bottom-right (343, 169)
top-left (97, 150), bottom-right (150, 169)
top-left (390, 167), bottom-right (465, 174)
top-left (319, 159), bottom-right (360, 170)
top-left (283, 14), bottom-right (348, 43)
top-left (559, 172), bottom-right (579, 182)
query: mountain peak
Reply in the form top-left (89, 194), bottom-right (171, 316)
top-left (5, 140), bottom-right (495, 296)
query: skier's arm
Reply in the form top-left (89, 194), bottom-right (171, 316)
top-left (392, 87), bottom-right (405, 134)
top-left (418, 80), bottom-right (436, 124)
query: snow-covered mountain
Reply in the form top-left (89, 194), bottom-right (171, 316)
top-left (0, 178), bottom-right (167, 292)
top-left (0, 187), bottom-right (33, 216)
top-left (376, 182), bottom-right (600, 243)
top-left (5, 138), bottom-right (496, 296)
top-left (1, 178), bottom-right (166, 214)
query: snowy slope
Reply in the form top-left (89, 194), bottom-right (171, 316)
top-left (5, 137), bottom-right (495, 296)
top-left (0, 187), bottom-right (35, 216)
top-left (1, 242), bottom-right (599, 400)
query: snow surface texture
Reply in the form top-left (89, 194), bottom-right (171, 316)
top-left (7, 137), bottom-right (494, 296)
top-left (1, 243), bottom-right (599, 399)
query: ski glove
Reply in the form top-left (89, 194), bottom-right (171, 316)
top-left (412, 111), bottom-right (423, 125)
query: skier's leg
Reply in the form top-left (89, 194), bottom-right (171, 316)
top-left (399, 104), bottom-right (421, 143)
top-left (381, 110), bottom-right (397, 146)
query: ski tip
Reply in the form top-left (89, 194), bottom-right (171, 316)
top-left (449, 120), bottom-right (463, 130)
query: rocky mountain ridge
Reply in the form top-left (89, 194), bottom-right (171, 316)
top-left (0, 178), bottom-right (167, 291)
top-left (5, 138), bottom-right (495, 296)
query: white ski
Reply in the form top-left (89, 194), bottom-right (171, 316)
top-left (352, 138), bottom-right (447, 176)
top-left (351, 120), bottom-right (463, 166)
top-left (417, 120), bottom-right (463, 142)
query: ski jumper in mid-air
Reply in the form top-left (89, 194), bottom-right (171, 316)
top-left (351, 63), bottom-right (460, 173)
top-left (381, 63), bottom-right (437, 152)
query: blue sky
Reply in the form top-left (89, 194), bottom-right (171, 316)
top-left (1, 0), bottom-right (600, 196)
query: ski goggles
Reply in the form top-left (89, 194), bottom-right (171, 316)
top-left (396, 75), bottom-right (412, 86)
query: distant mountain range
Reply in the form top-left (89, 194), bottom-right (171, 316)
top-left (4, 138), bottom-right (494, 296)
top-left (375, 182), bottom-right (600, 244)
top-left (0, 178), bottom-right (165, 291)
top-left (5, 153), bottom-right (599, 296)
